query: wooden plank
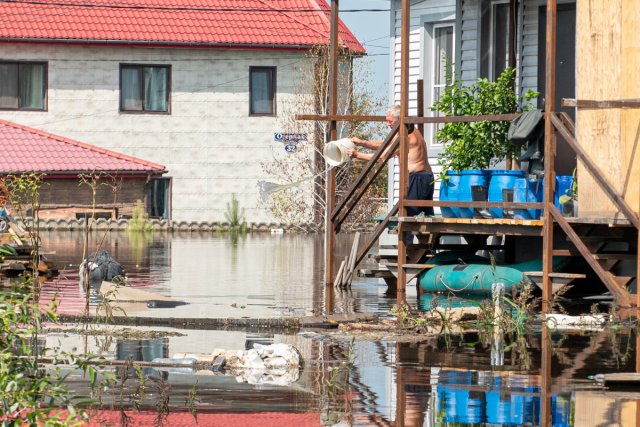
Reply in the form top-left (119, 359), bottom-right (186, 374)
top-left (552, 205), bottom-right (633, 306)
top-left (552, 115), bottom-right (638, 227)
top-left (524, 272), bottom-right (587, 279)
top-left (331, 126), bottom-right (399, 224)
top-left (334, 258), bottom-right (346, 288)
top-left (597, 373), bottom-right (640, 385)
top-left (397, 0), bottom-right (410, 297)
top-left (541, 0), bottom-right (557, 316)
top-left (398, 216), bottom-right (544, 226)
top-left (552, 249), bottom-right (636, 260)
top-left (576, 0), bottom-right (640, 219)
top-left (562, 98), bottom-right (640, 109)
top-left (324, 0), bottom-right (339, 309)
top-left (402, 200), bottom-right (544, 209)
top-left (384, 262), bottom-right (434, 282)
top-left (297, 113), bottom-right (519, 124)
top-left (355, 203), bottom-right (399, 267)
top-left (296, 114), bottom-right (386, 122)
top-left (405, 113), bottom-right (519, 124)
top-left (345, 232), bottom-right (360, 287)
top-left (408, 222), bottom-right (543, 237)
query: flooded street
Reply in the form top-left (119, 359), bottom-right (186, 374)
top-left (38, 231), bottom-right (640, 426)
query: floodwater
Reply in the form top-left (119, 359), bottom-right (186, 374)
top-left (36, 231), bottom-right (640, 426)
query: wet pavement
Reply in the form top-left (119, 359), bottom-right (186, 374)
top-left (35, 231), bottom-right (640, 426)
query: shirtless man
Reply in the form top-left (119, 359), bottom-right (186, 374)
top-left (348, 104), bottom-right (434, 217)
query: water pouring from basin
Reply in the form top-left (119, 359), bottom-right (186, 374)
top-left (322, 138), bottom-right (355, 166)
top-left (258, 138), bottom-right (354, 201)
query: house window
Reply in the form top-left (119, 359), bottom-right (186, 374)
top-left (431, 24), bottom-right (455, 145)
top-left (249, 67), bottom-right (276, 116)
top-left (120, 65), bottom-right (170, 113)
top-left (147, 177), bottom-right (171, 219)
top-left (0, 62), bottom-right (46, 110)
top-left (480, 1), bottom-right (510, 80)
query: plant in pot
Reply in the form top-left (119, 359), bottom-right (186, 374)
top-left (431, 67), bottom-right (538, 218)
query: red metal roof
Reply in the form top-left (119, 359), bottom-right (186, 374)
top-left (0, 0), bottom-right (365, 53)
top-left (58, 410), bottom-right (324, 427)
top-left (0, 119), bottom-right (166, 175)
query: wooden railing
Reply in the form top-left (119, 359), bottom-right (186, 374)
top-left (547, 112), bottom-right (638, 307)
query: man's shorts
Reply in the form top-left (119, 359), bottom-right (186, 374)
top-left (407, 171), bottom-right (434, 217)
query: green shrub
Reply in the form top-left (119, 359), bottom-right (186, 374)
top-left (128, 200), bottom-right (153, 232)
top-left (432, 67), bottom-right (538, 175)
top-left (224, 194), bottom-right (247, 234)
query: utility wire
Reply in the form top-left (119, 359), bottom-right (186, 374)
top-left (0, 0), bottom-right (389, 13)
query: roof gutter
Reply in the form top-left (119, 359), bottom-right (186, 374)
top-left (0, 38), bottom-right (365, 55)
top-left (0, 171), bottom-right (167, 178)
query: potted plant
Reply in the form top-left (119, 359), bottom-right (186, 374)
top-left (431, 67), bottom-right (538, 218)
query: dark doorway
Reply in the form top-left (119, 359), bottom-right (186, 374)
top-left (538, 3), bottom-right (576, 175)
top-left (148, 177), bottom-right (171, 219)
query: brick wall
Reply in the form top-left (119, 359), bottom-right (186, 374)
top-left (37, 178), bottom-right (147, 219)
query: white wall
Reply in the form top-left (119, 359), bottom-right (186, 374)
top-left (0, 44), bottom-right (313, 223)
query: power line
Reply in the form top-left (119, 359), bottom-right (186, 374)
top-left (0, 0), bottom-right (389, 13)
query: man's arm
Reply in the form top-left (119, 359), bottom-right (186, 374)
top-left (351, 136), bottom-right (383, 150)
top-left (347, 148), bottom-right (373, 161)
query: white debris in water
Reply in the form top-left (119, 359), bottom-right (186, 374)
top-left (545, 313), bottom-right (609, 331)
top-left (174, 343), bottom-right (301, 386)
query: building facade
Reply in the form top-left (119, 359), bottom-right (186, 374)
top-left (0, 0), bottom-right (363, 224)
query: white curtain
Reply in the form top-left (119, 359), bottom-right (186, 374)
top-left (144, 67), bottom-right (167, 112)
top-left (121, 67), bottom-right (142, 111)
top-left (19, 64), bottom-right (44, 109)
top-left (251, 69), bottom-right (272, 114)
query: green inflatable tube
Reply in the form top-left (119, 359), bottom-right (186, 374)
top-left (419, 263), bottom-right (528, 293)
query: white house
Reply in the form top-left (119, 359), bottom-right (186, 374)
top-left (0, 0), bottom-right (363, 224)
top-left (387, 0), bottom-right (576, 206)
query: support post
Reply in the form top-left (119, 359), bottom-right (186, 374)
top-left (540, 326), bottom-right (553, 426)
top-left (396, 342), bottom-right (406, 427)
top-left (397, 0), bottom-right (410, 297)
top-left (507, 0), bottom-right (518, 170)
top-left (323, 0), bottom-right (339, 313)
top-left (417, 79), bottom-right (424, 137)
top-left (541, 0), bottom-right (557, 314)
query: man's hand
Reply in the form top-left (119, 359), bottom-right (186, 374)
top-left (351, 136), bottom-right (367, 146)
top-left (347, 148), bottom-right (359, 159)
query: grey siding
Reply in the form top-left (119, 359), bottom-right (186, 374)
top-left (390, 0), bottom-right (456, 209)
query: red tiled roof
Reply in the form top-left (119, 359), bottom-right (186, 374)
top-left (0, 119), bottom-right (166, 175)
top-left (0, 0), bottom-right (365, 53)
top-left (60, 410), bottom-right (324, 427)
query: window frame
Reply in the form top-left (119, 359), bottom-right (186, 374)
top-left (146, 176), bottom-right (172, 220)
top-left (249, 66), bottom-right (277, 117)
top-left (429, 23), bottom-right (455, 148)
top-left (119, 64), bottom-right (171, 114)
top-left (480, 0), bottom-right (510, 81)
top-left (0, 61), bottom-right (48, 111)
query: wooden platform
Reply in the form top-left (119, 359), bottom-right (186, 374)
top-left (397, 216), bottom-right (544, 236)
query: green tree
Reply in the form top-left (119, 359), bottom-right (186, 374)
top-left (431, 67), bottom-right (538, 175)
top-left (259, 45), bottom-right (387, 230)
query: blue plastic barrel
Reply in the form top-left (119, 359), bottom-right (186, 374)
top-left (488, 170), bottom-right (526, 218)
top-left (554, 175), bottom-right (573, 211)
top-left (513, 178), bottom-right (543, 219)
top-left (439, 171), bottom-right (462, 218)
top-left (457, 170), bottom-right (489, 218)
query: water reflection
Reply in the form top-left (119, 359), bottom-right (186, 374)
top-left (34, 231), bottom-right (640, 426)
top-left (47, 325), bottom-right (640, 426)
top-left (40, 230), bottom-right (385, 318)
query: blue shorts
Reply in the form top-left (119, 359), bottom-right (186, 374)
top-left (407, 171), bottom-right (434, 216)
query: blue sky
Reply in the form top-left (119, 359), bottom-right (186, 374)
top-left (336, 0), bottom-right (391, 112)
